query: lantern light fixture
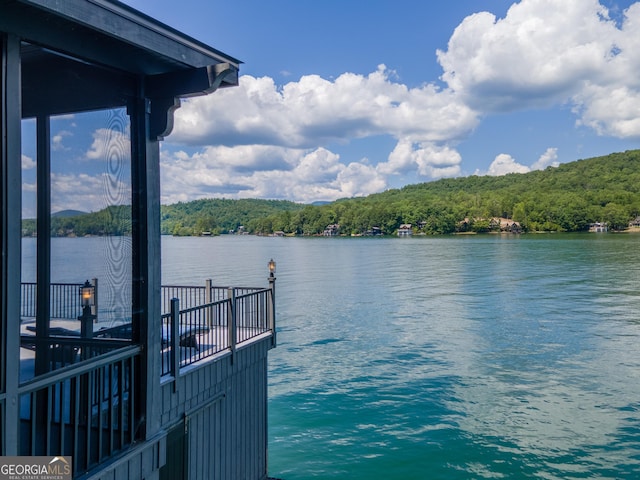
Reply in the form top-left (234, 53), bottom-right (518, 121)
top-left (268, 258), bottom-right (276, 277)
top-left (80, 280), bottom-right (95, 307)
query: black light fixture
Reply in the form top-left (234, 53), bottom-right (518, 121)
top-left (80, 280), bottom-right (95, 307)
top-left (268, 258), bottom-right (276, 277)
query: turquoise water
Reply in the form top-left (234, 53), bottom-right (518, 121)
top-left (254, 234), bottom-right (640, 480)
top-left (24, 234), bottom-right (640, 478)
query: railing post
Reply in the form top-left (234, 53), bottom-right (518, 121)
top-left (170, 298), bottom-right (180, 389)
top-left (268, 271), bottom-right (277, 348)
top-left (227, 288), bottom-right (236, 363)
top-left (91, 277), bottom-right (98, 323)
top-left (205, 278), bottom-right (213, 328)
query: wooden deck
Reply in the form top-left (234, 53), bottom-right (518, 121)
top-left (20, 282), bottom-right (274, 378)
top-left (15, 281), bottom-right (275, 479)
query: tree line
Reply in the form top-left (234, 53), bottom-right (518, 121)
top-left (248, 150), bottom-right (640, 235)
top-left (21, 150), bottom-right (640, 237)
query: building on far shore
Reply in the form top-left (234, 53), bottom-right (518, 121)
top-left (323, 224), bottom-right (340, 236)
top-left (589, 222), bottom-right (609, 232)
top-left (397, 224), bottom-right (413, 236)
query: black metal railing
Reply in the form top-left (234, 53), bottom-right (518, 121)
top-left (17, 346), bottom-right (141, 477)
top-left (160, 283), bottom-right (263, 315)
top-left (21, 280), bottom-right (275, 379)
top-left (20, 336), bottom-right (132, 372)
top-left (21, 282), bottom-right (84, 319)
top-left (160, 286), bottom-right (274, 377)
top-left (15, 276), bottom-right (275, 476)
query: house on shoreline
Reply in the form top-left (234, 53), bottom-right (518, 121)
top-left (457, 217), bottom-right (522, 234)
top-left (589, 222), bottom-right (609, 232)
top-left (323, 224), bottom-right (340, 236)
top-left (397, 224), bottom-right (413, 236)
top-left (1, 2), bottom-right (275, 479)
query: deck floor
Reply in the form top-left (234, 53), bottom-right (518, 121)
top-left (20, 318), bottom-right (266, 382)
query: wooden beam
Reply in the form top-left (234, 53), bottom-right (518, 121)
top-left (21, 51), bottom-right (135, 117)
top-left (0, 0), bottom-right (240, 75)
top-left (129, 81), bottom-right (163, 440)
top-left (146, 63), bottom-right (238, 99)
top-left (22, 0), bottom-right (240, 66)
top-left (34, 115), bottom-right (51, 375)
top-left (1, 33), bottom-right (22, 456)
top-left (146, 63), bottom-right (238, 139)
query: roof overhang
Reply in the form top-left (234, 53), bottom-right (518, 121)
top-left (0, 0), bottom-right (241, 75)
top-left (1, 0), bottom-right (240, 134)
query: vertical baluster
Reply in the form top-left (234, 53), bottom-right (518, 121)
top-left (45, 386), bottom-right (52, 455)
top-left (57, 381), bottom-right (65, 455)
top-left (30, 392), bottom-right (36, 454)
top-left (170, 298), bottom-right (180, 387)
top-left (228, 288), bottom-right (236, 362)
top-left (72, 374), bottom-right (80, 473)
top-left (107, 363), bottom-right (114, 457)
top-left (84, 371), bottom-right (92, 468)
top-left (118, 359), bottom-right (125, 449)
top-left (97, 367), bottom-right (103, 463)
top-left (129, 356), bottom-right (135, 442)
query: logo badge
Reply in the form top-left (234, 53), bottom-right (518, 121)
top-left (0, 456), bottom-right (72, 480)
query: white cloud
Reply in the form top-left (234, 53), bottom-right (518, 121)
top-left (379, 140), bottom-right (462, 178)
top-left (159, 145), bottom-right (387, 204)
top-left (171, 65), bottom-right (478, 149)
top-left (153, 0), bottom-right (640, 204)
top-left (482, 148), bottom-right (560, 176)
top-left (159, 65), bottom-right (479, 202)
top-left (437, 0), bottom-right (640, 138)
top-left (21, 154), bottom-right (35, 170)
top-left (531, 147), bottom-right (560, 170)
top-left (52, 130), bottom-right (73, 151)
top-left (573, 84), bottom-right (640, 137)
top-left (50, 172), bottom-right (129, 213)
top-left (86, 128), bottom-right (131, 161)
top-left (487, 154), bottom-right (531, 176)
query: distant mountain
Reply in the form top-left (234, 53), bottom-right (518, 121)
top-left (52, 209), bottom-right (87, 218)
top-left (22, 150), bottom-right (640, 237)
top-left (258, 150), bottom-right (640, 235)
top-left (160, 198), bottom-right (304, 236)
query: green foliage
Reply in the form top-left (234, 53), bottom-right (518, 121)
top-left (263, 150), bottom-right (640, 235)
top-left (22, 206), bottom-right (132, 237)
top-left (21, 150), bottom-right (640, 237)
top-left (22, 199), bottom-right (303, 237)
top-left (160, 198), bottom-right (303, 236)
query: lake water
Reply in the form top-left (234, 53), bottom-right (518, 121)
top-left (23, 234), bottom-right (640, 479)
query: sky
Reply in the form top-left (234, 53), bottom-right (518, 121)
top-left (22, 0), bottom-right (640, 213)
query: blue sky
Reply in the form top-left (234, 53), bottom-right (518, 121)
top-left (23, 0), bottom-right (640, 213)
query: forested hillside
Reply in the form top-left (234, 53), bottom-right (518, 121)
top-left (160, 198), bottom-right (302, 235)
top-left (22, 199), bottom-right (302, 237)
top-left (253, 150), bottom-right (640, 235)
top-left (22, 150), bottom-right (640, 236)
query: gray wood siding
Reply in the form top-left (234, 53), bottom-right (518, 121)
top-left (81, 337), bottom-right (271, 480)
top-left (161, 337), bottom-right (271, 480)
top-left (82, 434), bottom-right (165, 480)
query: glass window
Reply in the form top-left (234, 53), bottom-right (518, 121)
top-left (20, 43), bottom-right (133, 381)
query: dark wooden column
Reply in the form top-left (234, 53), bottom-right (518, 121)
top-left (34, 114), bottom-right (51, 375)
top-left (129, 82), bottom-right (163, 440)
top-left (1, 33), bottom-right (22, 456)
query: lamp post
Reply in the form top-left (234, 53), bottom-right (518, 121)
top-left (268, 259), bottom-right (276, 347)
top-left (79, 280), bottom-right (96, 339)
